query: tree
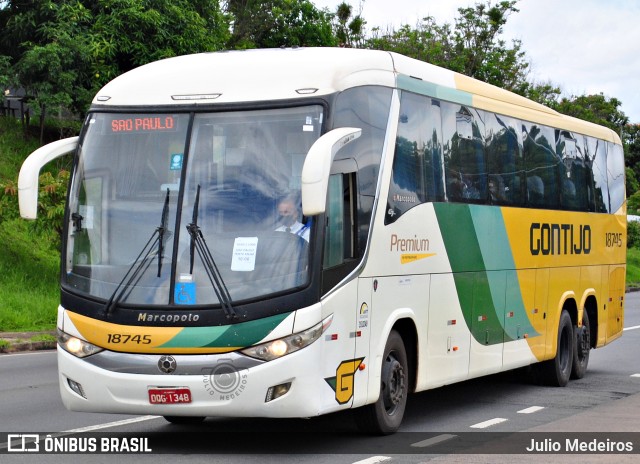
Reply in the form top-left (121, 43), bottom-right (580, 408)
top-left (365, 1), bottom-right (531, 93)
top-left (225, 0), bottom-right (336, 49)
top-left (333, 1), bottom-right (365, 47)
top-left (624, 124), bottom-right (640, 186)
top-left (553, 93), bottom-right (628, 134)
top-left (88, 0), bottom-right (229, 83)
top-left (0, 0), bottom-right (230, 121)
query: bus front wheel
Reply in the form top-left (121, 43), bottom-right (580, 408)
top-left (354, 330), bottom-right (408, 435)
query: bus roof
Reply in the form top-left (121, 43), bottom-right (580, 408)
top-left (93, 47), bottom-right (620, 144)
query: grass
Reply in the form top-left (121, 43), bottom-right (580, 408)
top-left (0, 219), bottom-right (60, 331)
top-left (1, 117), bottom-right (62, 331)
top-left (0, 118), bottom-right (40, 180)
top-left (626, 247), bottom-right (640, 290)
top-left (30, 333), bottom-right (56, 342)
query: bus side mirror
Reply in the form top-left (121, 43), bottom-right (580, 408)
top-left (301, 127), bottom-right (361, 216)
top-left (18, 136), bottom-right (79, 219)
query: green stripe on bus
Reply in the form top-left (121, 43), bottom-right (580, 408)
top-left (159, 312), bottom-right (291, 349)
top-left (433, 203), bottom-right (537, 345)
top-left (468, 205), bottom-right (537, 340)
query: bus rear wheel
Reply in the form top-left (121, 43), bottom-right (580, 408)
top-left (354, 330), bottom-right (408, 435)
top-left (571, 310), bottom-right (590, 379)
top-left (538, 310), bottom-right (574, 387)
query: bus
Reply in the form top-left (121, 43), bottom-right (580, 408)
top-left (18, 48), bottom-right (626, 434)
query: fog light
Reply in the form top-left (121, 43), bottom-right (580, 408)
top-left (67, 378), bottom-right (87, 399)
top-left (265, 382), bottom-right (291, 402)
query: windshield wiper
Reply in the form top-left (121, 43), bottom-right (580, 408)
top-left (103, 190), bottom-right (170, 316)
top-left (186, 184), bottom-right (237, 320)
top-left (157, 188), bottom-right (170, 278)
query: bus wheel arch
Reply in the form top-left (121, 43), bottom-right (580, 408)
top-left (355, 319), bottom-right (416, 435)
top-left (583, 295), bottom-right (598, 349)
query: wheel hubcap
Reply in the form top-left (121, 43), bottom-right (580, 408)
top-left (382, 353), bottom-right (405, 414)
top-left (578, 325), bottom-right (590, 358)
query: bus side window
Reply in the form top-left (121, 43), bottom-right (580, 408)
top-left (523, 122), bottom-right (559, 209)
top-left (442, 102), bottom-right (487, 203)
top-left (586, 136), bottom-right (610, 213)
top-left (607, 142), bottom-right (625, 213)
top-left (386, 91), bottom-right (444, 224)
top-left (485, 113), bottom-right (524, 206)
top-left (557, 131), bottom-right (590, 211)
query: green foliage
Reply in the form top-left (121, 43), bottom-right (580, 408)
top-left (365, 1), bottom-right (531, 94)
top-left (334, 1), bottom-right (365, 47)
top-left (626, 167), bottom-right (639, 198)
top-left (0, 0), bottom-right (231, 117)
top-left (0, 117), bottom-right (62, 331)
top-left (0, 117), bottom-right (40, 179)
top-left (0, 54), bottom-right (11, 90)
top-left (628, 220), bottom-right (640, 249)
top-left (0, 218), bottom-right (60, 331)
top-left (624, 124), bottom-right (640, 186)
top-left (30, 333), bottom-right (56, 342)
top-left (226, 0), bottom-right (336, 49)
top-left (626, 247), bottom-right (640, 289)
top-left (89, 0), bottom-right (229, 82)
top-left (553, 93), bottom-right (629, 133)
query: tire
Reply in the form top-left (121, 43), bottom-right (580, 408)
top-left (538, 310), bottom-right (574, 387)
top-left (163, 416), bottom-right (206, 425)
top-left (354, 330), bottom-right (408, 435)
top-left (571, 310), bottom-right (590, 379)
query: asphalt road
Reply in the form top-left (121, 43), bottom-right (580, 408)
top-left (1, 293), bottom-right (639, 463)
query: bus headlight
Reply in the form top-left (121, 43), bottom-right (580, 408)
top-left (57, 329), bottom-right (103, 358)
top-left (241, 315), bottom-right (333, 362)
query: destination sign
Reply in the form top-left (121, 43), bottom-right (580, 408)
top-left (110, 116), bottom-right (176, 133)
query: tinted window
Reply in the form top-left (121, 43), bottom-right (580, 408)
top-left (386, 92), bottom-right (444, 223)
top-left (557, 131), bottom-right (590, 211)
top-left (442, 103), bottom-right (486, 203)
top-left (523, 122), bottom-right (559, 209)
top-left (586, 136), bottom-right (610, 213)
top-left (607, 142), bottom-right (625, 212)
top-left (485, 113), bottom-right (524, 206)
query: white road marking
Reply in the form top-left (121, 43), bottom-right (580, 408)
top-left (470, 417), bottom-right (508, 429)
top-left (631, 374), bottom-right (640, 378)
top-left (623, 325), bottom-right (640, 332)
top-left (351, 456), bottom-right (392, 464)
top-left (517, 406), bottom-right (545, 414)
top-left (411, 434), bottom-right (457, 448)
top-left (0, 416), bottom-right (160, 451)
top-left (62, 415), bottom-right (160, 433)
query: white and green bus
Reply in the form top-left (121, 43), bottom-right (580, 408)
top-left (19, 48), bottom-right (626, 434)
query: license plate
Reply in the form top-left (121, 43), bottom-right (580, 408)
top-left (148, 387), bottom-right (192, 404)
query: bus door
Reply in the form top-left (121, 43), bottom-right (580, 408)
top-left (321, 166), bottom-right (365, 408)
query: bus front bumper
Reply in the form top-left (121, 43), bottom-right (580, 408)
top-left (57, 342), bottom-right (330, 418)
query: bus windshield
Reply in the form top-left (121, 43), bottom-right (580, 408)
top-left (64, 106), bottom-right (324, 307)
